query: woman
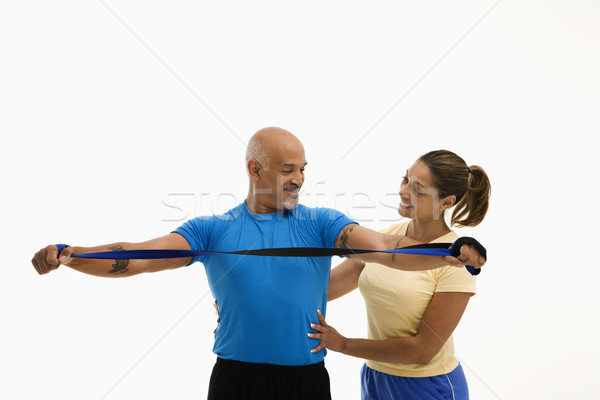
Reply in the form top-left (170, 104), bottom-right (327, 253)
top-left (308, 150), bottom-right (491, 400)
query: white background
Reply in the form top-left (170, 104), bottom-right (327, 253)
top-left (1, 1), bottom-right (599, 399)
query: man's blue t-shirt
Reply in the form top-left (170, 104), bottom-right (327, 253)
top-left (174, 202), bottom-right (355, 366)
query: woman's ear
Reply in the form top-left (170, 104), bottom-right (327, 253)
top-left (441, 195), bottom-right (456, 211)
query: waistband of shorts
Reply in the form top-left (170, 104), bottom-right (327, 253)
top-left (216, 357), bottom-right (325, 372)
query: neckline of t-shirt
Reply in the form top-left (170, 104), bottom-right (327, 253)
top-left (399, 220), bottom-right (456, 243)
top-left (242, 201), bottom-right (294, 220)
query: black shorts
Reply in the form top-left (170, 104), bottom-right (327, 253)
top-left (207, 357), bottom-right (332, 400)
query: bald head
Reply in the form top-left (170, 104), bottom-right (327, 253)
top-left (245, 127), bottom-right (304, 171)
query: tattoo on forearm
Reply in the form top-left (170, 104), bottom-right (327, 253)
top-left (391, 238), bottom-right (403, 262)
top-left (107, 244), bottom-right (130, 275)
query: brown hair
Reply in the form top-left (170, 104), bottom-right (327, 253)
top-left (418, 150), bottom-right (491, 227)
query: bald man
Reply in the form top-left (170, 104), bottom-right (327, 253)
top-left (32, 127), bottom-right (485, 400)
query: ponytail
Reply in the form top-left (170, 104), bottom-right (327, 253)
top-left (451, 165), bottom-right (491, 227)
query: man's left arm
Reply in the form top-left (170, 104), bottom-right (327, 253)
top-left (334, 224), bottom-right (485, 272)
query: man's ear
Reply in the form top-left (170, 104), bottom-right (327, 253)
top-left (248, 159), bottom-right (261, 181)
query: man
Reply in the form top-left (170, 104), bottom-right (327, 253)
top-left (32, 127), bottom-right (485, 399)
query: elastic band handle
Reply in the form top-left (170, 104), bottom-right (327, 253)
top-left (55, 244), bottom-right (68, 257)
top-left (451, 237), bottom-right (486, 275)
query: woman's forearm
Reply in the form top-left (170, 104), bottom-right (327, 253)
top-left (339, 336), bottom-right (437, 365)
top-left (328, 259), bottom-right (365, 301)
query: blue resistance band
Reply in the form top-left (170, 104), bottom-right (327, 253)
top-left (58, 239), bottom-right (484, 275)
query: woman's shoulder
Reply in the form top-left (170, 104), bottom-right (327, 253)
top-left (431, 229), bottom-right (458, 243)
top-left (378, 220), bottom-right (411, 235)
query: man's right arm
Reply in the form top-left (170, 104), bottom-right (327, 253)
top-left (31, 233), bottom-right (193, 277)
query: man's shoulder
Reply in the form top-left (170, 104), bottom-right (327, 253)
top-left (186, 203), bottom-right (247, 225)
top-left (293, 204), bottom-right (354, 224)
top-left (294, 203), bottom-right (338, 215)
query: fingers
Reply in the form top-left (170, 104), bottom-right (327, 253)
top-left (212, 300), bottom-right (220, 334)
top-left (309, 309), bottom-right (330, 353)
top-left (442, 256), bottom-right (464, 268)
top-left (44, 245), bottom-right (60, 267)
top-left (459, 244), bottom-right (473, 262)
top-left (308, 330), bottom-right (324, 353)
top-left (308, 318), bottom-right (344, 353)
top-left (33, 244), bottom-right (69, 275)
top-left (317, 309), bottom-right (327, 326)
top-left (32, 246), bottom-right (56, 275)
top-left (31, 256), bottom-right (43, 275)
top-left (460, 245), bottom-right (486, 268)
top-left (58, 246), bottom-right (74, 265)
top-left (473, 245), bottom-right (485, 268)
top-left (310, 343), bottom-right (324, 353)
top-left (309, 312), bottom-right (326, 353)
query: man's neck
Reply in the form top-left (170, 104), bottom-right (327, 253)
top-left (245, 195), bottom-right (277, 214)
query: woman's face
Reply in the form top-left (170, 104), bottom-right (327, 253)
top-left (398, 160), bottom-right (443, 221)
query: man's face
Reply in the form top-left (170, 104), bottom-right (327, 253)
top-left (257, 144), bottom-right (307, 211)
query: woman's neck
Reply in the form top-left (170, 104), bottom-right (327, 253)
top-left (406, 219), bottom-right (451, 243)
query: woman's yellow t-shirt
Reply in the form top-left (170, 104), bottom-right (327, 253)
top-left (358, 221), bottom-right (476, 377)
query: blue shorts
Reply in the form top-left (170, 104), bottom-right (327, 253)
top-left (361, 363), bottom-right (469, 400)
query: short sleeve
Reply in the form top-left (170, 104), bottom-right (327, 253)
top-left (434, 266), bottom-right (476, 295)
top-left (172, 216), bottom-right (214, 265)
top-left (316, 208), bottom-right (357, 247)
